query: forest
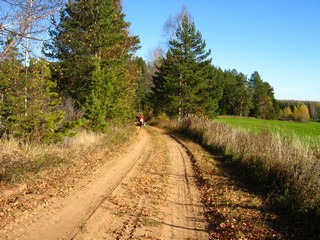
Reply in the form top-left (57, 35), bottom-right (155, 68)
top-left (1, 0), bottom-right (319, 144)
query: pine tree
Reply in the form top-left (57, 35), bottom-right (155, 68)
top-left (217, 69), bottom-right (252, 116)
top-left (234, 72), bottom-right (252, 116)
top-left (0, 37), bottom-right (65, 142)
top-left (218, 69), bottom-right (238, 115)
top-left (249, 71), bottom-right (278, 119)
top-left (135, 57), bottom-right (153, 113)
top-left (152, 51), bottom-right (180, 116)
top-left (152, 12), bottom-right (218, 118)
top-left (44, 0), bottom-right (140, 130)
top-left (0, 38), bottom-right (25, 136)
top-left (21, 59), bottom-right (65, 142)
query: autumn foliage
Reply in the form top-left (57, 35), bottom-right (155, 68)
top-left (280, 103), bottom-right (314, 122)
top-left (292, 104), bottom-right (310, 122)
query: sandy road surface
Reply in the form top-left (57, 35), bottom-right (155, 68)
top-left (159, 134), bottom-right (208, 239)
top-left (1, 128), bottom-right (209, 240)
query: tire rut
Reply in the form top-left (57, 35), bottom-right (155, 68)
top-left (2, 128), bottom-right (210, 240)
top-left (159, 133), bottom-right (209, 239)
top-left (2, 129), bottom-right (151, 240)
top-left (74, 142), bottom-right (155, 240)
top-left (70, 143), bottom-right (154, 240)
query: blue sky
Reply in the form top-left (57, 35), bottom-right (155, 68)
top-left (123, 0), bottom-right (320, 101)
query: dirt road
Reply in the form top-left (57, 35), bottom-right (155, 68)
top-left (1, 128), bottom-right (209, 240)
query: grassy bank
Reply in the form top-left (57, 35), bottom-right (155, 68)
top-left (0, 125), bottom-right (135, 185)
top-left (171, 115), bottom-right (320, 236)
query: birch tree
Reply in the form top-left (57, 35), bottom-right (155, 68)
top-left (1, 0), bottom-right (65, 60)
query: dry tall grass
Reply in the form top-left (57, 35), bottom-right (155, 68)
top-left (172, 115), bottom-right (320, 228)
top-left (0, 125), bottom-right (135, 185)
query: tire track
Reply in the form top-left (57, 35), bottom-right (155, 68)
top-left (2, 129), bottom-right (151, 240)
top-left (70, 143), bottom-right (154, 240)
top-left (159, 132), bottom-right (209, 239)
top-left (73, 141), bottom-right (155, 240)
top-left (2, 128), bottom-right (210, 240)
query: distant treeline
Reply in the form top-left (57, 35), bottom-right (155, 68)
top-left (278, 100), bottom-right (320, 121)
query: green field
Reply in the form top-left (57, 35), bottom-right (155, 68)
top-left (215, 117), bottom-right (320, 140)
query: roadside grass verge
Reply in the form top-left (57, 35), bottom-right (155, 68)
top-left (170, 115), bottom-right (320, 237)
top-left (0, 125), bottom-right (135, 187)
top-left (173, 135), bottom-right (306, 239)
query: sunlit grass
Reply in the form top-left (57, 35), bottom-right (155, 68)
top-left (170, 115), bottom-right (320, 235)
top-left (215, 117), bottom-right (320, 140)
top-left (0, 125), bottom-right (135, 185)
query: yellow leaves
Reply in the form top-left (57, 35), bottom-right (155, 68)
top-left (281, 104), bottom-right (311, 122)
top-left (292, 104), bottom-right (310, 122)
top-left (281, 106), bottom-right (292, 119)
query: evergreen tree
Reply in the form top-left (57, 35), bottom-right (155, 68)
top-left (135, 57), bottom-right (153, 114)
top-left (234, 72), bottom-right (252, 116)
top-left (218, 69), bottom-right (251, 116)
top-left (0, 38), bottom-right (25, 136)
top-left (0, 38), bottom-right (65, 142)
top-left (44, 0), bottom-right (140, 130)
top-left (249, 71), bottom-right (278, 119)
top-left (21, 59), bottom-right (65, 142)
top-left (152, 12), bottom-right (218, 118)
top-left (218, 69), bottom-right (238, 115)
top-left (152, 51), bottom-right (179, 116)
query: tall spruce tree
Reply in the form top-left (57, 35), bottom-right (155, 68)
top-left (152, 12), bottom-right (218, 118)
top-left (44, 0), bottom-right (140, 130)
top-left (22, 59), bottom-right (65, 142)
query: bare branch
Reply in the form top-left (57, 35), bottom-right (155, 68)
top-left (1, 0), bottom-right (66, 59)
top-left (162, 6), bottom-right (192, 48)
